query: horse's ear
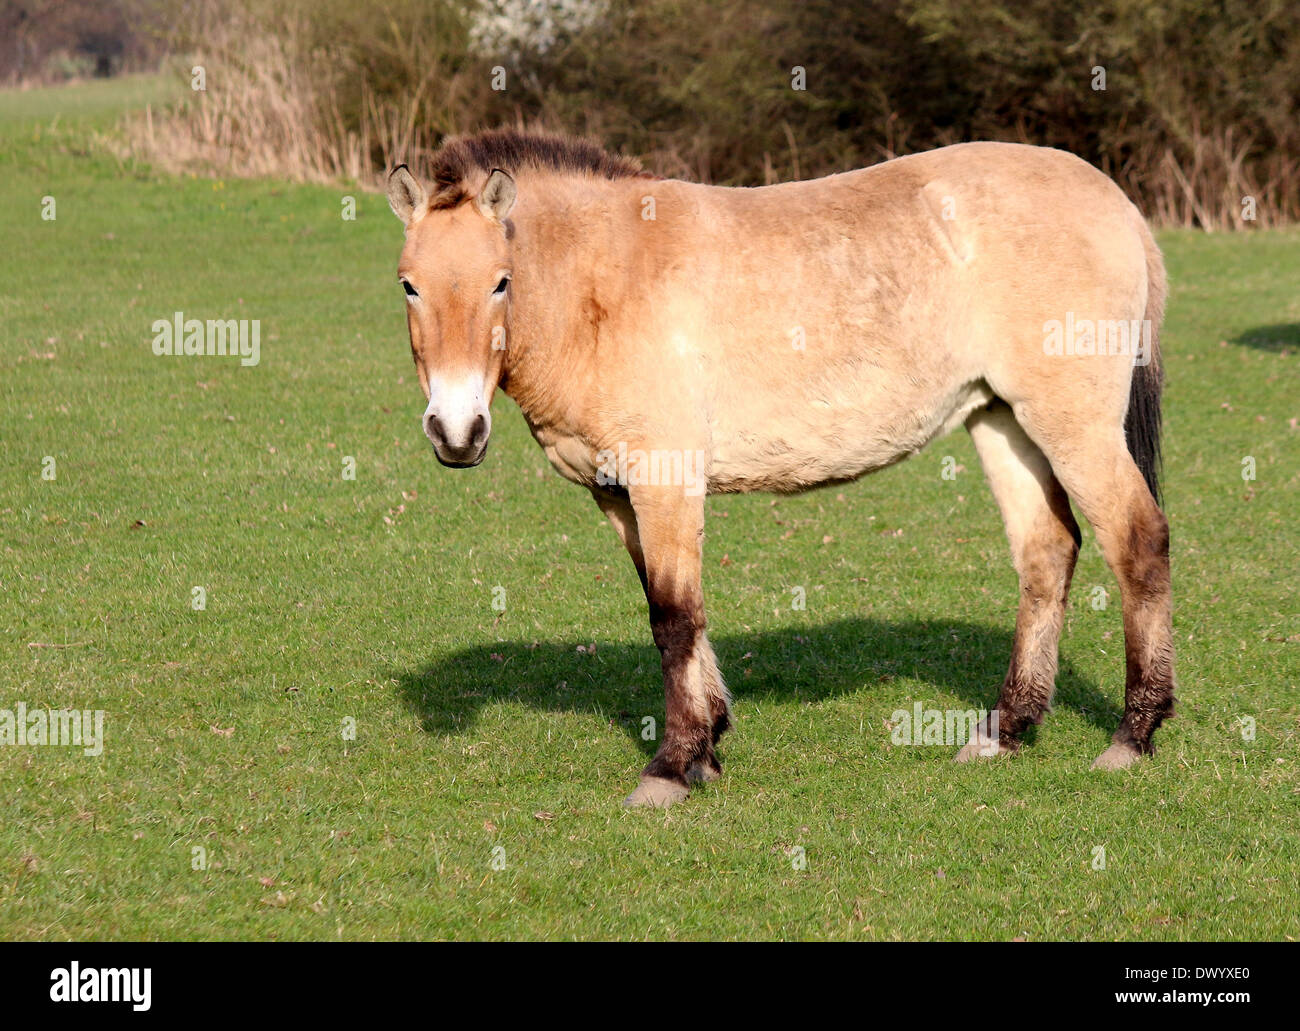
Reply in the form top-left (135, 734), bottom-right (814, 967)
top-left (387, 165), bottom-right (426, 226)
top-left (475, 168), bottom-right (516, 223)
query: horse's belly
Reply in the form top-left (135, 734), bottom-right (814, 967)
top-left (707, 377), bottom-right (992, 493)
top-left (708, 428), bottom-right (907, 493)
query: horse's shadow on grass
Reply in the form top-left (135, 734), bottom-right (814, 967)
top-left (395, 618), bottom-right (1121, 757)
top-left (1231, 323), bottom-right (1299, 352)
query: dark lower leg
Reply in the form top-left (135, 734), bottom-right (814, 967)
top-left (642, 597), bottom-right (725, 786)
top-left (1091, 498), bottom-right (1176, 768)
top-left (1116, 509), bottom-right (1176, 752)
top-left (993, 503), bottom-right (1081, 748)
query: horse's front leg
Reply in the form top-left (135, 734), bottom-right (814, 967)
top-left (614, 487), bottom-right (730, 807)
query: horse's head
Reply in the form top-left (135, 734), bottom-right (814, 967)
top-left (387, 164), bottom-right (516, 468)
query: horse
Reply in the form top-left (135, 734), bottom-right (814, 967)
top-left (385, 129), bottom-right (1174, 807)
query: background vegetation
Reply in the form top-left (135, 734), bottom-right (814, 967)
top-left (9, 0), bottom-right (1288, 228)
top-left (0, 0), bottom-right (164, 82)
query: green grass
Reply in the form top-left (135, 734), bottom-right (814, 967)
top-left (0, 74), bottom-right (170, 127)
top-left (1, 78), bottom-right (1297, 941)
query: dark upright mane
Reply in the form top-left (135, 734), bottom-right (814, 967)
top-left (425, 129), bottom-right (649, 209)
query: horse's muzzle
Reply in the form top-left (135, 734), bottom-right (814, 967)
top-left (425, 409), bottom-right (490, 467)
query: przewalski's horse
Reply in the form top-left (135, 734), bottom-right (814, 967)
top-left (386, 129), bottom-right (1174, 807)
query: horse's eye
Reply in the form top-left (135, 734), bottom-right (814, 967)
top-left (402, 280), bottom-right (418, 298)
top-left (493, 276), bottom-right (510, 296)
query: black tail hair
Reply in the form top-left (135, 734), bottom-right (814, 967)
top-left (1126, 227), bottom-right (1166, 506)
top-left (1125, 357), bottom-right (1163, 505)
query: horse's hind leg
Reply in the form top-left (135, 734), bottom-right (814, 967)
top-left (1012, 405), bottom-right (1176, 769)
top-left (956, 401), bottom-right (1081, 760)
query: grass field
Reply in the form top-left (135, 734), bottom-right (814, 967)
top-left (2, 77), bottom-right (1297, 941)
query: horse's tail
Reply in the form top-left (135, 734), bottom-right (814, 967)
top-left (1126, 223), bottom-right (1166, 505)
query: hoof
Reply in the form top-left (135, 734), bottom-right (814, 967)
top-left (953, 730), bottom-right (1012, 763)
top-left (623, 775), bottom-right (689, 808)
top-left (1091, 740), bottom-right (1144, 770)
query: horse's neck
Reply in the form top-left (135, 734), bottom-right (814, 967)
top-left (501, 175), bottom-right (633, 432)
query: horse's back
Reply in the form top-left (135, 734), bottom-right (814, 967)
top-left (678, 142), bottom-right (1157, 492)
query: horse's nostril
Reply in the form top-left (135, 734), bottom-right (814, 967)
top-left (469, 413), bottom-right (487, 443)
top-left (423, 412), bottom-right (445, 446)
